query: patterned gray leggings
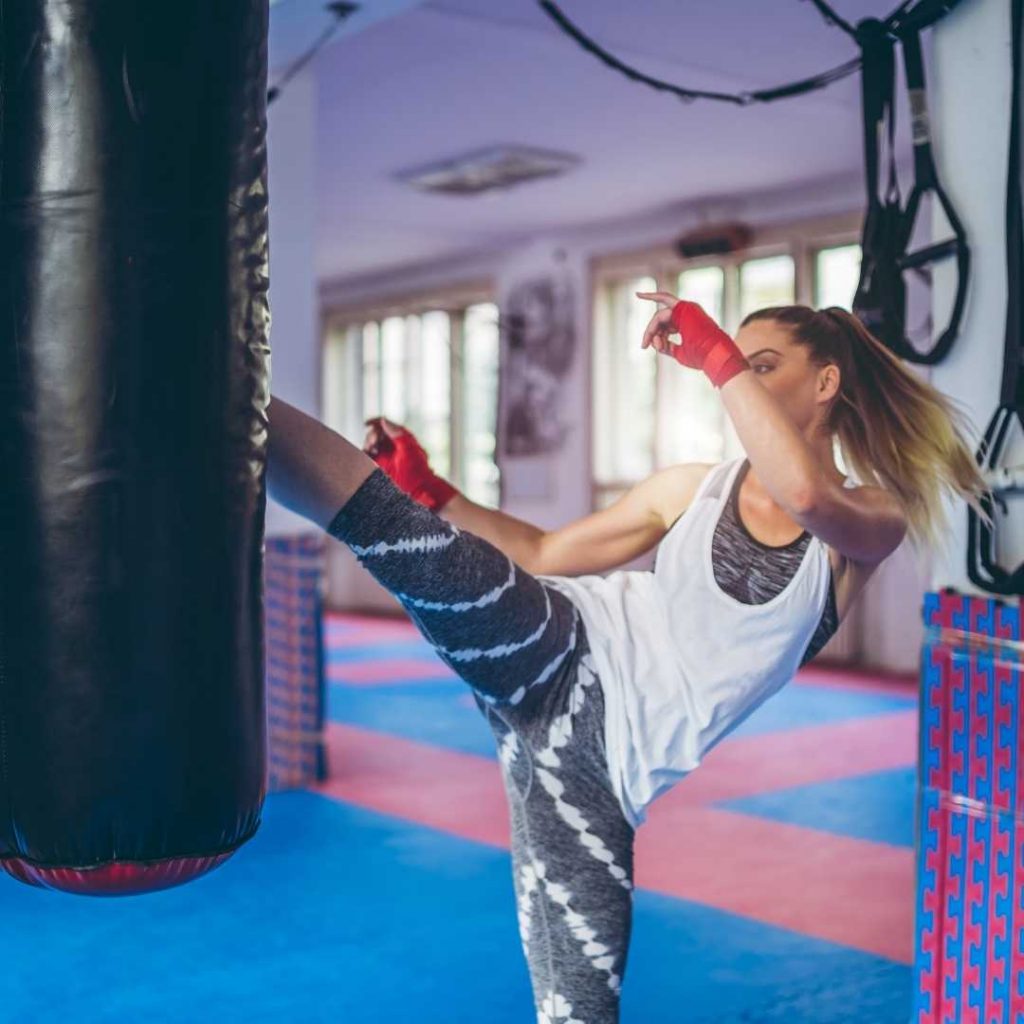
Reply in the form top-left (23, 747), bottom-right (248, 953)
top-left (327, 468), bottom-right (636, 1023)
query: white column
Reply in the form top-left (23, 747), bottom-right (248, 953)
top-left (930, 0), bottom-right (1024, 590)
top-left (265, 69), bottom-right (319, 537)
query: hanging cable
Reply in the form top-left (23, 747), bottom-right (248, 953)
top-left (889, 0), bottom-right (964, 35)
top-left (268, 1), bottom-right (360, 106)
top-left (537, 0), bottom-right (968, 107)
top-left (536, 1), bottom-right (750, 104)
top-left (749, 56), bottom-right (862, 104)
top-left (803, 0), bottom-right (858, 40)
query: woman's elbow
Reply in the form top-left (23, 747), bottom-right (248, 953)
top-left (519, 534), bottom-right (551, 576)
top-left (789, 483), bottom-right (821, 517)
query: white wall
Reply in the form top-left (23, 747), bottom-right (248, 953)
top-left (929, 0), bottom-right (1024, 592)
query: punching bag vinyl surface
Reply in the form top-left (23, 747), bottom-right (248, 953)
top-left (0, 1), bottom-right (271, 895)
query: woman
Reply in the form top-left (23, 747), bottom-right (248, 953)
top-left (266, 295), bottom-right (991, 1024)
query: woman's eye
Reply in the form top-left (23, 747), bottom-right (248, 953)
top-left (753, 364), bottom-right (771, 373)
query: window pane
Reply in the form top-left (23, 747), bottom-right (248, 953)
top-left (379, 315), bottom-right (406, 422)
top-left (412, 311), bottom-right (451, 478)
top-left (462, 302), bottom-right (500, 507)
top-left (678, 265), bottom-right (724, 318)
top-left (738, 255), bottom-right (795, 320)
top-left (815, 244), bottom-right (861, 310)
top-left (324, 324), bottom-right (362, 442)
top-left (593, 276), bottom-right (657, 485)
top-left (399, 315), bottom-right (422, 438)
top-left (361, 321), bottom-right (381, 420)
top-left (660, 267), bottom-right (727, 465)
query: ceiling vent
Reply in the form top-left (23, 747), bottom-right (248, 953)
top-left (673, 222), bottom-right (753, 259)
top-left (396, 145), bottom-right (581, 196)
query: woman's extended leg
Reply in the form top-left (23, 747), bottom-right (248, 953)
top-left (329, 463), bottom-right (637, 1019)
top-left (477, 628), bottom-right (636, 1023)
top-left (267, 394), bottom-right (578, 708)
top-left (325, 466), bottom-right (579, 709)
top-left (266, 395), bottom-right (380, 531)
top-left (267, 396), bottom-right (636, 1018)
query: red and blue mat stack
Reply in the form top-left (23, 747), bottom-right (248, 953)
top-left (264, 533), bottom-right (328, 792)
top-left (915, 588), bottom-right (1024, 1023)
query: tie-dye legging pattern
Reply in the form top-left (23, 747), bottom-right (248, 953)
top-left (327, 468), bottom-right (636, 1023)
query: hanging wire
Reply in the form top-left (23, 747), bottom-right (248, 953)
top-left (270, 0), bottom-right (966, 110)
top-left (746, 56), bottom-right (862, 104)
top-left (536, 0), bottom-right (969, 107)
top-left (888, 0), bottom-right (965, 35)
top-left (536, 0), bottom-right (749, 104)
top-left (803, 0), bottom-right (858, 39)
top-left (268, 1), bottom-right (360, 105)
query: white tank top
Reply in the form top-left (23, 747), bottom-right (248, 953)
top-left (537, 457), bottom-right (853, 829)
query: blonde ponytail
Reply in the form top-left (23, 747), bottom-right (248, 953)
top-left (741, 305), bottom-right (994, 554)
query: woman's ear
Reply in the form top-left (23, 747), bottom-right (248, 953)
top-left (818, 363), bottom-right (841, 403)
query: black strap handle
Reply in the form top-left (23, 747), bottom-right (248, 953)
top-left (852, 16), bottom-right (971, 365)
top-left (851, 21), bottom-right (906, 351)
top-left (893, 25), bottom-right (971, 364)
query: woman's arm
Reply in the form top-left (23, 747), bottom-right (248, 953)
top-left (361, 414), bottom-right (705, 575)
top-left (534, 462), bottom-right (712, 575)
top-left (635, 292), bottom-right (906, 564)
top-left (718, 371), bottom-right (906, 563)
top-left (438, 495), bottom-right (546, 570)
top-left (438, 499), bottom-right (544, 573)
top-left (718, 368), bottom-right (821, 513)
top-left (442, 462), bottom-right (711, 576)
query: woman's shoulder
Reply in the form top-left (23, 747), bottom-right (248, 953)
top-left (655, 461), bottom-right (722, 531)
top-left (826, 475), bottom-right (893, 617)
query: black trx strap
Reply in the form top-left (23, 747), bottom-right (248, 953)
top-left (852, 20), bottom-right (906, 353)
top-left (852, 9), bottom-right (970, 364)
top-left (967, 0), bottom-right (1024, 596)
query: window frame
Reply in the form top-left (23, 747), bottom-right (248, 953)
top-left (320, 279), bottom-right (498, 500)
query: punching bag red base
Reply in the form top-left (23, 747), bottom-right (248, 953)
top-left (1, 853), bottom-right (237, 898)
top-left (0, 1), bottom-right (271, 896)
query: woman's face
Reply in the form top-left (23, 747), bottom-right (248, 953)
top-left (734, 320), bottom-right (838, 433)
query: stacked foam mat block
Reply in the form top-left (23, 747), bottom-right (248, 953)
top-left (914, 588), bottom-right (1024, 1023)
top-left (264, 534), bottom-right (328, 792)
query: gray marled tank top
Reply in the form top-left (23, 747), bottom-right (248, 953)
top-left (711, 458), bottom-right (839, 666)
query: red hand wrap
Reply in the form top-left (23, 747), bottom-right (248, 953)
top-left (668, 301), bottom-right (750, 388)
top-left (369, 426), bottom-right (458, 512)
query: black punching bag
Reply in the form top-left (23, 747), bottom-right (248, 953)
top-left (0, 1), bottom-right (270, 895)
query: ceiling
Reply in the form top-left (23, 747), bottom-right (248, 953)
top-left (269, 0), bottom-right (925, 284)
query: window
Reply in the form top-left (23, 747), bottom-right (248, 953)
top-left (815, 244), bottom-right (861, 310)
top-left (812, 243), bottom-right (863, 478)
top-left (460, 303), bottom-right (501, 507)
top-left (594, 256), bottom-right (796, 505)
top-left (592, 276), bottom-right (658, 505)
top-left (738, 255), bottom-right (796, 321)
top-left (656, 266), bottom-right (726, 469)
top-left (323, 296), bottom-right (500, 507)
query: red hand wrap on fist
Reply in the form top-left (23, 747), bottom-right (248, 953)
top-left (369, 424), bottom-right (458, 512)
top-left (668, 301), bottom-right (750, 388)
